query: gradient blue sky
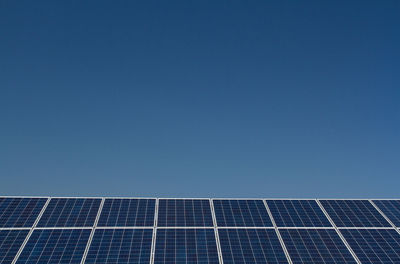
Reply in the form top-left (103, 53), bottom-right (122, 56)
top-left (1, 1), bottom-right (399, 198)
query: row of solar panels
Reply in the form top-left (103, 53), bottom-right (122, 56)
top-left (1, 197), bottom-right (400, 264)
top-left (2, 223), bottom-right (400, 263)
top-left (2, 198), bottom-right (400, 228)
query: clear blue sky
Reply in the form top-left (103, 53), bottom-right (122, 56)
top-left (1, 1), bottom-right (399, 198)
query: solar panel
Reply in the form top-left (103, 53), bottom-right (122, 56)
top-left (16, 229), bottom-right (91, 264)
top-left (3, 196), bottom-right (400, 264)
top-left (98, 199), bottom-right (155, 227)
top-left (37, 198), bottom-right (101, 227)
top-left (320, 200), bottom-right (391, 227)
top-left (341, 229), bottom-right (400, 264)
top-left (85, 228), bottom-right (153, 264)
top-left (157, 199), bottom-right (213, 227)
top-left (213, 200), bottom-right (273, 227)
top-left (218, 229), bottom-right (288, 264)
top-left (372, 200), bottom-right (400, 227)
top-left (154, 228), bottom-right (219, 264)
top-left (267, 200), bottom-right (331, 227)
top-left (0, 230), bottom-right (29, 264)
top-left (280, 229), bottom-right (357, 264)
top-left (0, 198), bottom-right (47, 227)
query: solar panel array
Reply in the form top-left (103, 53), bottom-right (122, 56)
top-left (1, 197), bottom-right (400, 264)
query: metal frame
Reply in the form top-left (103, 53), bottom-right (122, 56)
top-left (210, 199), bottom-right (224, 264)
top-left (150, 198), bottom-right (159, 264)
top-left (2, 196), bottom-right (400, 264)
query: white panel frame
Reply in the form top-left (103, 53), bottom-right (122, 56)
top-left (150, 198), bottom-right (159, 264)
top-left (210, 199), bottom-right (224, 264)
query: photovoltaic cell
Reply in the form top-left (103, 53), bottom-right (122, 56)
top-left (16, 229), bottom-right (90, 264)
top-left (341, 229), bottom-right (400, 264)
top-left (85, 229), bottom-right (153, 264)
top-left (267, 200), bottom-right (331, 227)
top-left (157, 199), bottom-right (213, 227)
top-left (213, 200), bottom-right (273, 227)
top-left (319, 200), bottom-right (391, 227)
top-left (219, 229), bottom-right (288, 264)
top-left (280, 229), bottom-right (357, 264)
top-left (37, 198), bottom-right (101, 227)
top-left (98, 199), bottom-right (155, 227)
top-left (372, 200), bottom-right (400, 227)
top-left (0, 198), bottom-right (47, 228)
top-left (154, 229), bottom-right (219, 264)
top-left (0, 230), bottom-right (29, 264)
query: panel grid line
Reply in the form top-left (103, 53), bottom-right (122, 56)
top-left (11, 197), bottom-right (50, 264)
top-left (150, 198), bottom-right (159, 264)
top-left (80, 198), bottom-right (105, 264)
top-left (316, 199), bottom-right (361, 264)
top-left (0, 228), bottom-right (31, 231)
top-left (210, 199), bottom-right (223, 264)
top-left (263, 200), bottom-right (293, 264)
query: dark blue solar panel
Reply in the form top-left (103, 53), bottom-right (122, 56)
top-left (37, 198), bottom-right (101, 227)
top-left (0, 198), bottom-right (47, 227)
top-left (0, 230), bottom-right (29, 264)
top-left (98, 199), bottom-right (155, 227)
top-left (219, 229), bottom-right (288, 264)
top-left (267, 200), bottom-right (331, 227)
top-left (16, 229), bottom-right (90, 264)
top-left (154, 228), bottom-right (219, 264)
top-left (320, 200), bottom-right (391, 227)
top-left (157, 199), bottom-right (213, 227)
top-left (373, 200), bottom-right (400, 227)
top-left (85, 229), bottom-right (152, 264)
top-left (213, 200), bottom-right (273, 227)
top-left (341, 229), bottom-right (400, 264)
top-left (280, 229), bottom-right (357, 264)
